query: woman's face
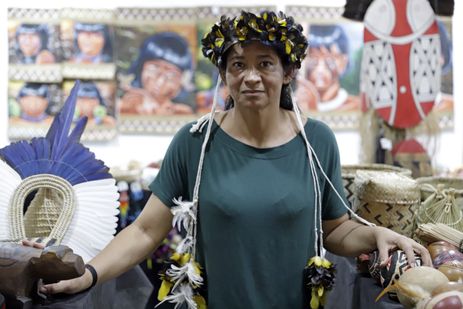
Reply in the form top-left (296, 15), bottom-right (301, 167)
top-left (19, 95), bottom-right (48, 117)
top-left (18, 33), bottom-right (41, 57)
top-left (223, 42), bottom-right (290, 110)
top-left (141, 59), bottom-right (183, 104)
top-left (77, 31), bottom-right (105, 57)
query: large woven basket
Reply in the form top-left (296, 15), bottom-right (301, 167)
top-left (416, 177), bottom-right (463, 205)
top-left (353, 170), bottom-right (420, 237)
top-left (342, 164), bottom-right (412, 208)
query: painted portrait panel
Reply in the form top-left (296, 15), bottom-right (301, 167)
top-left (8, 81), bottom-right (61, 140)
top-left (63, 80), bottom-right (117, 141)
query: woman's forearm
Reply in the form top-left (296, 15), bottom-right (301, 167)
top-left (87, 223), bottom-right (160, 283)
top-left (87, 195), bottom-right (173, 284)
top-left (324, 220), bottom-right (377, 256)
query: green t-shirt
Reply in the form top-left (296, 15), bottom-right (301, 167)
top-left (150, 118), bottom-right (348, 309)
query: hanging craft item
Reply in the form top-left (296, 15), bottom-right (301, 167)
top-left (361, 0), bottom-right (441, 129)
top-left (416, 177), bottom-right (463, 207)
top-left (391, 139), bottom-right (433, 178)
top-left (415, 186), bottom-right (463, 234)
top-left (0, 81), bottom-right (119, 263)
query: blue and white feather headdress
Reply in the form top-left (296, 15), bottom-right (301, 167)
top-left (0, 81), bottom-right (119, 263)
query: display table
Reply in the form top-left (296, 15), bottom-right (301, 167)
top-left (3, 266), bottom-right (153, 309)
top-left (325, 252), bottom-right (404, 309)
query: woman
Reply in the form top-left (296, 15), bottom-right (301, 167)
top-left (28, 11), bottom-right (431, 308)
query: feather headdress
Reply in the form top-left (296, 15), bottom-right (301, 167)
top-left (0, 81), bottom-right (119, 263)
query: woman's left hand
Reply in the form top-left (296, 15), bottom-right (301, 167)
top-left (372, 226), bottom-right (432, 267)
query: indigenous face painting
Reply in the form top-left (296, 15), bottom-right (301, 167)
top-left (73, 23), bottom-right (113, 64)
top-left (120, 31), bottom-right (194, 115)
top-left (156, 10), bottom-right (367, 309)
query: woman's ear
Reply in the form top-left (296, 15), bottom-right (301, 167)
top-left (283, 66), bottom-right (298, 85)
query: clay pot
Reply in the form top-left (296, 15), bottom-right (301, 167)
top-left (416, 291), bottom-right (463, 309)
top-left (438, 262), bottom-right (463, 282)
top-left (428, 241), bottom-right (463, 267)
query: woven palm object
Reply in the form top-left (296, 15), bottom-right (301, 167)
top-left (353, 170), bottom-right (420, 237)
top-left (0, 81), bottom-right (119, 263)
top-left (342, 164), bottom-right (412, 208)
top-left (415, 186), bottom-right (463, 234)
top-left (416, 177), bottom-right (463, 207)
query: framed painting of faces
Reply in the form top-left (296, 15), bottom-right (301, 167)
top-left (115, 7), bottom-right (198, 134)
top-left (8, 81), bottom-right (62, 140)
top-left (286, 5), bottom-right (363, 130)
top-left (194, 6), bottom-right (276, 115)
top-left (62, 80), bottom-right (117, 142)
top-left (8, 8), bottom-right (62, 82)
top-left (60, 9), bottom-right (116, 80)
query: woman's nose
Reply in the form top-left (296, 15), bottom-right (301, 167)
top-left (244, 68), bottom-right (261, 85)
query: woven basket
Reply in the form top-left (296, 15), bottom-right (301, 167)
top-left (342, 164), bottom-right (412, 208)
top-left (353, 170), bottom-right (420, 237)
top-left (9, 174), bottom-right (76, 244)
top-left (416, 177), bottom-right (463, 205)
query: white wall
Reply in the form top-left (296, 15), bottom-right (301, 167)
top-left (1, 0), bottom-right (462, 171)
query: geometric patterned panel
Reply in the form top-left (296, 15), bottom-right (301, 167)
top-left (8, 8), bottom-right (60, 22)
top-left (285, 6), bottom-right (343, 21)
top-left (60, 8), bottom-right (115, 22)
top-left (9, 65), bottom-right (62, 83)
top-left (117, 7), bottom-right (198, 23)
top-left (119, 115), bottom-right (197, 135)
top-left (62, 64), bottom-right (116, 80)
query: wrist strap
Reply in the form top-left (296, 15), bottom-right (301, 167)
top-left (85, 264), bottom-right (98, 289)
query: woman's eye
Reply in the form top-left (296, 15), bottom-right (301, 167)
top-left (261, 61), bottom-right (273, 68)
top-left (232, 62), bottom-right (244, 69)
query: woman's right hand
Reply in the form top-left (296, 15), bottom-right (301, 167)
top-left (22, 239), bottom-right (94, 294)
top-left (39, 269), bottom-right (93, 294)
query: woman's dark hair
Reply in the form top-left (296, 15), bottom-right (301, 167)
top-left (74, 23), bottom-right (113, 62)
top-left (219, 44), bottom-right (295, 111)
top-left (129, 32), bottom-right (193, 89)
top-left (15, 24), bottom-right (49, 57)
top-left (77, 82), bottom-right (106, 107)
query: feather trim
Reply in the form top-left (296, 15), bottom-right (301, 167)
top-left (171, 197), bottom-right (196, 232)
top-left (61, 178), bottom-right (119, 263)
top-left (156, 283), bottom-right (197, 309)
